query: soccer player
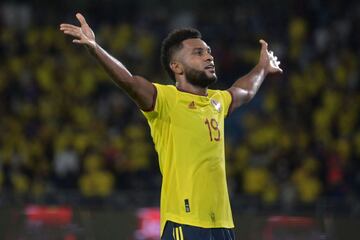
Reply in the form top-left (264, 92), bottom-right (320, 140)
top-left (60, 13), bottom-right (282, 240)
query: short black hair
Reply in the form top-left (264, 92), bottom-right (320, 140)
top-left (160, 28), bottom-right (202, 81)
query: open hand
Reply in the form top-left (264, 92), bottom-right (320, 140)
top-left (258, 39), bottom-right (283, 74)
top-left (60, 13), bottom-right (96, 50)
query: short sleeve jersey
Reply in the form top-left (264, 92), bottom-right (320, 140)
top-left (141, 83), bottom-right (234, 236)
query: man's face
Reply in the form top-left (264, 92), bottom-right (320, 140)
top-left (174, 38), bottom-right (217, 88)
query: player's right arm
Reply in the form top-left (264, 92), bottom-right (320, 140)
top-left (59, 13), bottom-right (155, 111)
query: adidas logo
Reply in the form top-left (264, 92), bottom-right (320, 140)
top-left (188, 101), bottom-right (196, 109)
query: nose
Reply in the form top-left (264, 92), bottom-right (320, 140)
top-left (205, 52), bottom-right (214, 62)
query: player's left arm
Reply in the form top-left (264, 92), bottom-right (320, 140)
top-left (227, 39), bottom-right (282, 113)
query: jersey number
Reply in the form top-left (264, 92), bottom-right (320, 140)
top-left (204, 118), bottom-right (220, 142)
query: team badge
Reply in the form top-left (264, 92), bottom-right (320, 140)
top-left (210, 99), bottom-right (221, 113)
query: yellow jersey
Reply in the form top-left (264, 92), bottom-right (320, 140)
top-left (141, 83), bottom-right (234, 236)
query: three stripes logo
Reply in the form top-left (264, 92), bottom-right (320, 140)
top-left (172, 226), bottom-right (184, 240)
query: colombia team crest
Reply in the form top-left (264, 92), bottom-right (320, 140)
top-left (210, 99), bottom-right (221, 113)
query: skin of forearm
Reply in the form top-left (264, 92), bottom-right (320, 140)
top-left (88, 43), bottom-right (154, 110)
top-left (232, 64), bottom-right (267, 101)
top-left (91, 44), bottom-right (134, 90)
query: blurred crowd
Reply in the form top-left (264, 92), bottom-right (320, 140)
top-left (0, 0), bottom-right (359, 212)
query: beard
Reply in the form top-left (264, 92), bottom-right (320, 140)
top-left (184, 66), bottom-right (217, 88)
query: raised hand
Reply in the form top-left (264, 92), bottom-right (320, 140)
top-left (258, 39), bottom-right (283, 74)
top-left (60, 13), bottom-right (96, 50)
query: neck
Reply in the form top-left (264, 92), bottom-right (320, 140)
top-left (176, 80), bottom-right (208, 96)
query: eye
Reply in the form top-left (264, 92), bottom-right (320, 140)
top-left (193, 49), bottom-right (203, 56)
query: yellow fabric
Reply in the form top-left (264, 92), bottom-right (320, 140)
top-left (142, 83), bottom-right (234, 236)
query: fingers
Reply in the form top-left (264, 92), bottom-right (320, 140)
top-left (268, 51), bottom-right (279, 63)
top-left (60, 24), bottom-right (79, 30)
top-left (271, 57), bottom-right (283, 73)
top-left (259, 39), bottom-right (268, 46)
top-left (275, 62), bottom-right (283, 73)
top-left (259, 39), bottom-right (268, 51)
top-left (76, 13), bottom-right (88, 26)
top-left (59, 25), bottom-right (80, 37)
top-left (60, 28), bottom-right (82, 39)
top-left (276, 66), bottom-right (283, 73)
top-left (72, 39), bottom-right (83, 44)
top-left (259, 39), bottom-right (283, 73)
top-left (59, 13), bottom-right (94, 48)
top-left (271, 58), bottom-right (283, 73)
top-left (59, 23), bottom-right (82, 37)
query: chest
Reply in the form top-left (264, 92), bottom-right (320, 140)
top-left (170, 98), bottom-right (224, 142)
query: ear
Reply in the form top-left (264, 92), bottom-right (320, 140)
top-left (170, 61), bottom-right (184, 75)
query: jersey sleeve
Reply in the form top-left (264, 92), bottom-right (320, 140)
top-left (141, 83), bottom-right (174, 120)
top-left (219, 90), bottom-right (233, 118)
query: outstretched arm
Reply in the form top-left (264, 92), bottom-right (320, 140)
top-left (60, 13), bottom-right (155, 111)
top-left (227, 39), bottom-right (282, 113)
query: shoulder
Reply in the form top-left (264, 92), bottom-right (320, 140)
top-left (208, 89), bottom-right (231, 100)
top-left (150, 83), bottom-right (177, 113)
top-left (153, 83), bottom-right (177, 93)
top-left (153, 83), bottom-right (177, 102)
